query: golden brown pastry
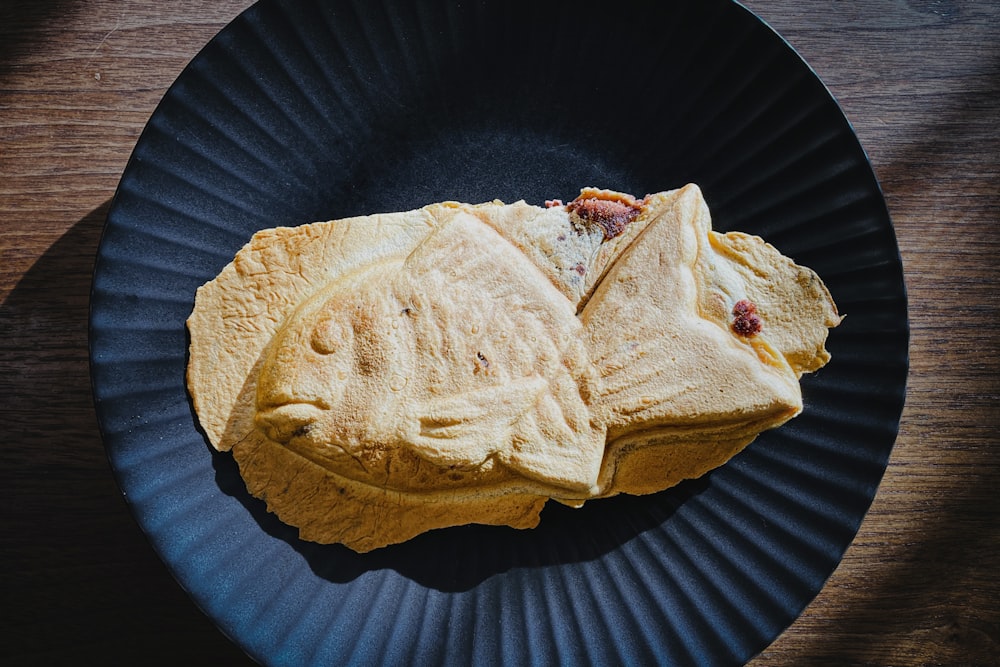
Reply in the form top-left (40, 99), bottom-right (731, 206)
top-left (187, 184), bottom-right (841, 551)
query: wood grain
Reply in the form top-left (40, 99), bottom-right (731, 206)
top-left (741, 2), bottom-right (1000, 665)
top-left (2, 1), bottom-right (998, 665)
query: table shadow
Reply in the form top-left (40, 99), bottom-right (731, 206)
top-left (0, 200), bottom-right (255, 665)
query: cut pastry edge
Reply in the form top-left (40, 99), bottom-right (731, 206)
top-left (593, 405), bottom-right (802, 497)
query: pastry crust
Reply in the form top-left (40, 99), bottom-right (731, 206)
top-left (187, 184), bottom-right (841, 551)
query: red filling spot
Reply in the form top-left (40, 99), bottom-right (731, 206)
top-left (545, 199), bottom-right (563, 208)
top-left (731, 299), bottom-right (762, 336)
top-left (732, 299), bottom-right (756, 316)
top-left (566, 190), bottom-right (644, 240)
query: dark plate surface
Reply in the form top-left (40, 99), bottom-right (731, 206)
top-left (90, 0), bottom-right (908, 665)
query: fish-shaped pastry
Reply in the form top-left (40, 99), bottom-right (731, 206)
top-left (187, 184), bottom-right (841, 552)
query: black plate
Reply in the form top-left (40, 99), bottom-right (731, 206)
top-left (90, 0), bottom-right (908, 664)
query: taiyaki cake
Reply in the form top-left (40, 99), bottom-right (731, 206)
top-left (187, 184), bottom-right (841, 552)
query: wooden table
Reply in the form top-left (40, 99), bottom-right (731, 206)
top-left (3, 1), bottom-right (997, 664)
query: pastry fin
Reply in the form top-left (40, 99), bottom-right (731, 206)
top-left (403, 376), bottom-right (547, 467)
